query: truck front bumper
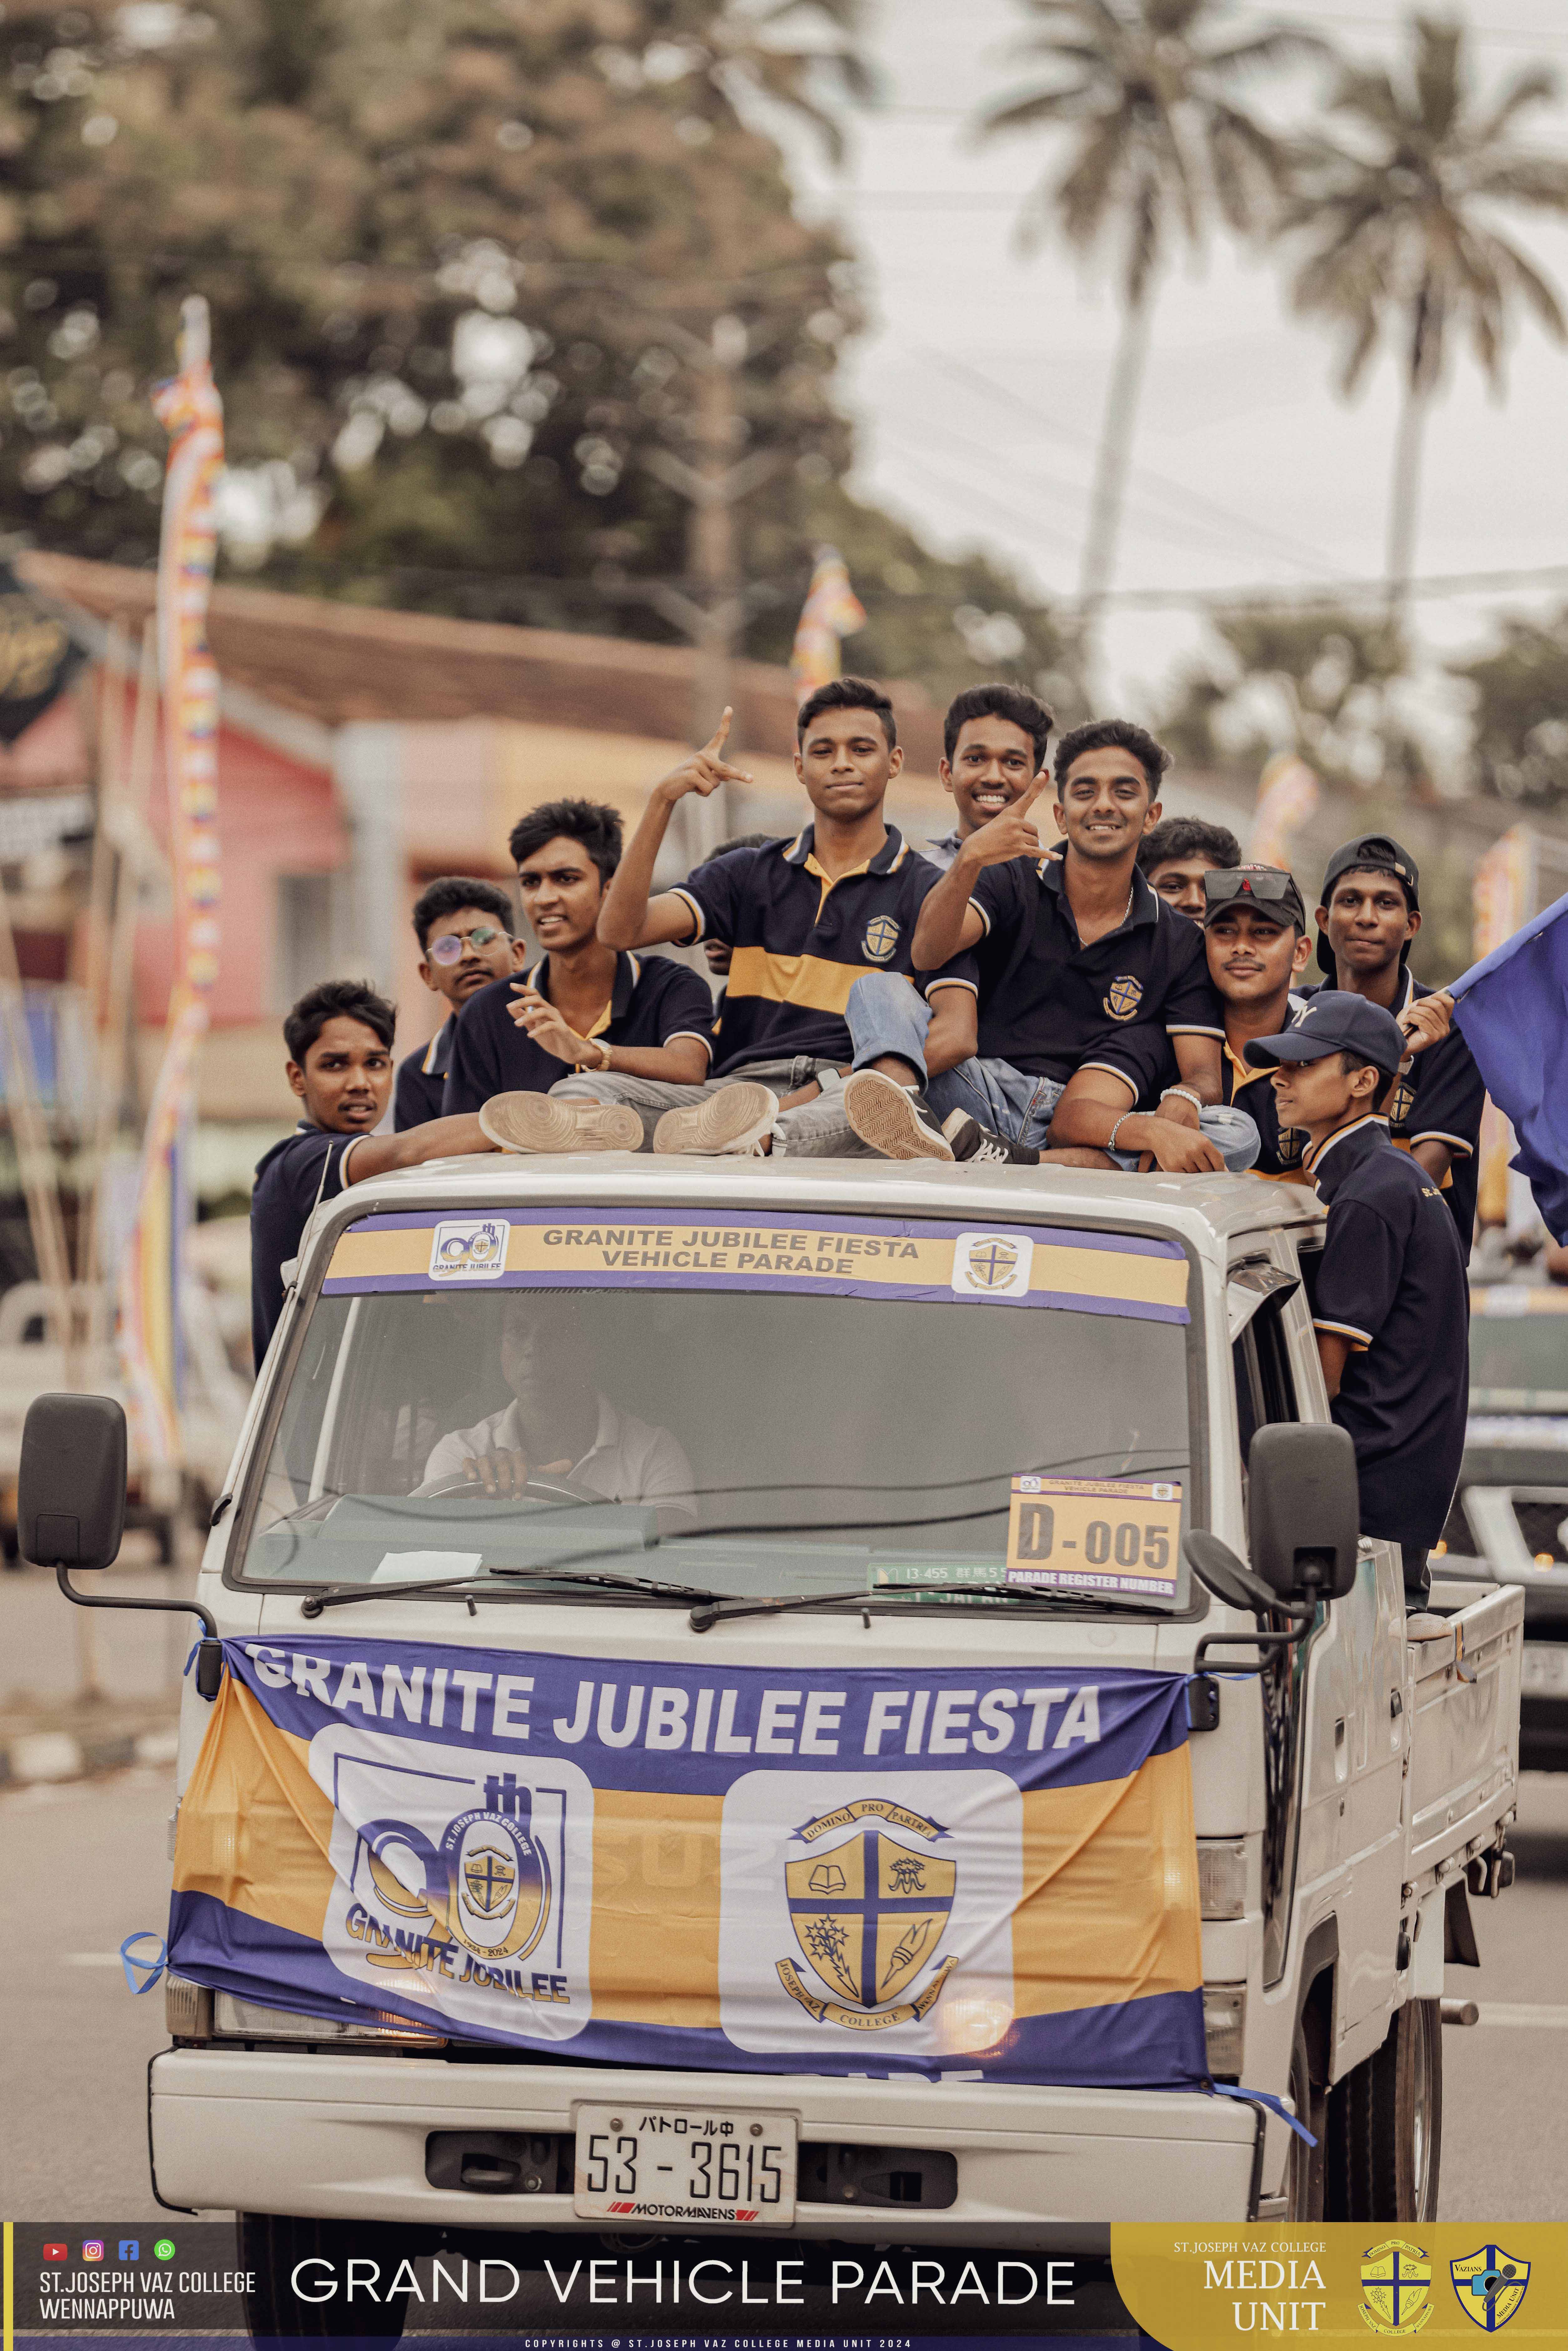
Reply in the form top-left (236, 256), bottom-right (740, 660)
top-left (149, 2049), bottom-right (1258, 2247)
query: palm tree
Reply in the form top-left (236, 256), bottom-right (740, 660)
top-left (1286, 16), bottom-right (1568, 613)
top-left (977, 0), bottom-right (1314, 694)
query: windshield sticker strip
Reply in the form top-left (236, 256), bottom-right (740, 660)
top-left (322, 1211), bottom-right (1190, 1324)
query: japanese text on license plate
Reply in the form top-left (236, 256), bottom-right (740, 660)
top-left (572, 2103), bottom-right (797, 2225)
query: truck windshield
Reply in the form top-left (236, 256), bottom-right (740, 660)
top-left (236, 1207), bottom-right (1195, 1612)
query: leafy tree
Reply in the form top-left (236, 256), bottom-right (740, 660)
top-left (1453, 610), bottom-right (1568, 809)
top-left (976, 0), bottom-right (1312, 695)
top-left (1155, 604), bottom-right (1430, 791)
top-left (0, 0), bottom-right (1070, 696)
top-left (1286, 15), bottom-right (1568, 610)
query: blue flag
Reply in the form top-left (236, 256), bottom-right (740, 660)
top-left (1450, 887), bottom-right (1568, 1242)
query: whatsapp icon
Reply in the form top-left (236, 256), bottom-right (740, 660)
top-left (154, 2240), bottom-right (175, 2262)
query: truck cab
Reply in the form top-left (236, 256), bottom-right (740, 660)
top-left (40, 1154), bottom-right (1518, 2332)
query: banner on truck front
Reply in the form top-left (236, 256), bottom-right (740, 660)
top-left (167, 1641), bottom-right (1206, 2089)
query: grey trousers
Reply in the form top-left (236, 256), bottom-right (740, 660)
top-left (550, 1055), bottom-right (875, 1157)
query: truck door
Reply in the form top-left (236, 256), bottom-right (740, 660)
top-left (1277, 1234), bottom-right (1406, 2039)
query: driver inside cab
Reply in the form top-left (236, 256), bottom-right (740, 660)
top-left (418, 1290), bottom-right (695, 1520)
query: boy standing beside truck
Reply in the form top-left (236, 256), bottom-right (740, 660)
top-left (1243, 991), bottom-right (1469, 1607)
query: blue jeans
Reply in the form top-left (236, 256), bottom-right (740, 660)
top-left (845, 973), bottom-right (1262, 1173)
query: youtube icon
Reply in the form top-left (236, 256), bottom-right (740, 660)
top-left (42, 2245), bottom-right (67, 2263)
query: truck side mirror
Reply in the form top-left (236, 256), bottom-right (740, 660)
top-left (19, 1392), bottom-right (126, 1570)
top-left (1247, 1422), bottom-right (1359, 1604)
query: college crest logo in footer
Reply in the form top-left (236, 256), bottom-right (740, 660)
top-left (1450, 2246), bottom-right (1530, 2331)
top-left (777, 1797), bottom-right (958, 2030)
top-left (1360, 2240), bottom-right (1432, 2335)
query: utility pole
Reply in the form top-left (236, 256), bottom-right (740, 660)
top-left (637, 312), bottom-right (784, 863)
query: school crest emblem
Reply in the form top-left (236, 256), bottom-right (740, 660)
top-left (1276, 1124), bottom-right (1306, 1168)
top-left (1104, 974), bottom-right (1142, 1021)
top-left (1360, 2240), bottom-right (1432, 2335)
top-left (1450, 2246), bottom-right (1530, 2331)
top-left (863, 915), bottom-right (901, 963)
top-left (777, 1797), bottom-right (958, 2029)
top-left (358, 1771), bottom-right (553, 1965)
top-left (1386, 1075), bottom-right (1416, 1128)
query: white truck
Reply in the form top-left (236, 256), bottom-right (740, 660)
top-left (27, 1154), bottom-right (1521, 2337)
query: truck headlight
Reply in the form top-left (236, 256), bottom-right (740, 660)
top-left (1203, 1983), bottom-right (1246, 2078)
top-left (211, 1992), bottom-right (445, 2047)
top-left (1197, 1838), bottom-right (1248, 1920)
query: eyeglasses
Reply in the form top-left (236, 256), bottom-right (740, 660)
top-left (428, 925), bottom-right (509, 965)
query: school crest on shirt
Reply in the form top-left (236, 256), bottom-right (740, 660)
top-left (1385, 1074), bottom-right (1416, 1128)
top-left (862, 915), bottom-right (901, 964)
top-left (1103, 974), bottom-right (1142, 1021)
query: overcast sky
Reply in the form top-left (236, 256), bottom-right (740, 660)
top-left (786, 0), bottom-right (1568, 731)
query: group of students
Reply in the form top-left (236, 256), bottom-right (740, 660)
top-left (250, 674), bottom-right (1482, 1605)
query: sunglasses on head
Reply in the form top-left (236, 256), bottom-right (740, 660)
top-left (428, 924), bottom-right (509, 964)
top-left (1203, 869), bottom-right (1302, 917)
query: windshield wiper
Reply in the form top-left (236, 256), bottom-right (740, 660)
top-left (689, 1580), bottom-right (1136, 1633)
top-left (301, 1565), bottom-right (725, 1616)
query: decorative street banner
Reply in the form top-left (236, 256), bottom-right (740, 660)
top-left (321, 1207), bottom-right (1192, 1325)
top-left (168, 1639), bottom-right (1206, 2088)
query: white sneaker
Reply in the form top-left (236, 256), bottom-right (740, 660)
top-left (843, 1069), bottom-right (955, 1161)
top-left (479, 1093), bottom-right (644, 1154)
top-left (653, 1082), bottom-right (778, 1156)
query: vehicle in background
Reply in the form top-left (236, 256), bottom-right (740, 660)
top-left (1442, 1283), bottom-right (1568, 1771)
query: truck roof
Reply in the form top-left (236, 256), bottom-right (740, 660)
top-left (311, 1150), bottom-right (1325, 1260)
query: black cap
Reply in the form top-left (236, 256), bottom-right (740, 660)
top-left (1243, 989), bottom-right (1406, 1083)
top-left (1316, 833), bottom-right (1420, 975)
top-left (1201, 864), bottom-right (1307, 931)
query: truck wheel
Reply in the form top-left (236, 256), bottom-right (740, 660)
top-left (1285, 2009), bottom-right (1328, 2219)
top-left (239, 2215), bottom-right (407, 2342)
top-left (1327, 1997), bottom-right (1443, 2222)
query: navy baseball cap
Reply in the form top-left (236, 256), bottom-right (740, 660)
top-left (1316, 833), bottom-right (1419, 974)
top-left (1243, 989), bottom-right (1406, 1082)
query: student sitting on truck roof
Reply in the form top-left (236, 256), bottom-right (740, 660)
top-left (442, 798), bottom-right (716, 1152)
top-left (688, 832), bottom-right (780, 982)
top-left (250, 980), bottom-right (500, 1371)
top-left (843, 721), bottom-right (1260, 1172)
top-left (486, 682), bottom-right (979, 1158)
top-left (1244, 991), bottom-right (1469, 1608)
top-left (417, 1289), bottom-right (695, 1521)
top-left (393, 877), bottom-right (524, 1130)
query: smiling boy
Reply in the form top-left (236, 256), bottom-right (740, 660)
top-left (923, 683), bottom-right (1055, 871)
top-left (1202, 865), bottom-right (1316, 1181)
top-left (250, 980), bottom-right (499, 1369)
top-left (1243, 991), bottom-right (1469, 1606)
top-left (393, 877), bottom-right (523, 1129)
top-left (442, 798), bottom-right (715, 1148)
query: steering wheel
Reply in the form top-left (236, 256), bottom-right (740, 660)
top-left (418, 1470), bottom-right (604, 1507)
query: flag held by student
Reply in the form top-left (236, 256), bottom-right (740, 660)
top-left (1450, 886), bottom-right (1568, 1242)
top-left (789, 545), bottom-right (866, 699)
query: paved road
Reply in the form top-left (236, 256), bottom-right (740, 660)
top-left (4, 1764), bottom-right (1567, 2234)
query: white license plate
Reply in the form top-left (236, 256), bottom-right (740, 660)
top-left (573, 2102), bottom-right (797, 2225)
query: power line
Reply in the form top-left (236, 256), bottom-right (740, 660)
top-left (1098, 563), bottom-right (1568, 611)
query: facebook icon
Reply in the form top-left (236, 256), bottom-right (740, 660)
top-left (119, 2241), bottom-right (139, 2261)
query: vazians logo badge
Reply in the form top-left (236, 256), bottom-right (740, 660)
top-left (1360, 2240), bottom-right (1432, 2335)
top-left (359, 1771), bottom-right (553, 1967)
top-left (951, 1230), bottom-right (1034, 1301)
top-left (777, 1797), bottom-right (959, 2031)
top-left (862, 914), bottom-right (900, 963)
top-left (1451, 2246), bottom-right (1530, 2332)
top-left (1104, 974), bottom-right (1143, 1021)
top-left (428, 1218), bottom-right (509, 1282)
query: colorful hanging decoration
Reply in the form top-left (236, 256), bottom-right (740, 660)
top-left (1248, 751), bottom-right (1320, 870)
top-left (789, 545), bottom-right (866, 700)
top-left (116, 297), bottom-right (224, 1460)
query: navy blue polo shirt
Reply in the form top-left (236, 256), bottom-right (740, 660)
top-left (393, 1015), bottom-right (452, 1130)
top-left (672, 827), bottom-right (968, 1080)
top-left (967, 856), bottom-right (1224, 1088)
top-left (250, 1123), bottom-right (364, 1370)
top-left (442, 951), bottom-right (714, 1117)
top-left (1301, 971), bottom-right (1483, 1239)
top-left (1308, 1114), bottom-right (1469, 1548)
